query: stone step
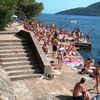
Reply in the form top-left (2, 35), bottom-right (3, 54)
top-left (0, 35), bottom-right (43, 81)
top-left (0, 43), bottom-right (30, 47)
top-left (3, 60), bottom-right (38, 67)
top-left (0, 52), bottom-right (34, 58)
top-left (0, 39), bottom-right (27, 42)
top-left (0, 42), bottom-right (28, 46)
top-left (1, 56), bottom-right (36, 62)
top-left (0, 54), bottom-right (34, 58)
top-left (4, 64), bottom-right (39, 71)
top-left (0, 49), bottom-right (32, 53)
top-left (10, 74), bottom-right (42, 81)
top-left (0, 45), bottom-right (31, 50)
top-left (0, 44), bottom-right (29, 47)
top-left (0, 52), bottom-right (33, 56)
top-left (7, 69), bottom-right (40, 76)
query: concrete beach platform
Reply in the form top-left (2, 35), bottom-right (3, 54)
top-left (0, 23), bottom-right (98, 100)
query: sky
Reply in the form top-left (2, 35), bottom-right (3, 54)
top-left (36, 0), bottom-right (100, 14)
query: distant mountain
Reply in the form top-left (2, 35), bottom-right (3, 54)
top-left (56, 2), bottom-right (100, 16)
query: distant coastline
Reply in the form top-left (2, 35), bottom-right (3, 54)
top-left (39, 14), bottom-right (100, 20)
top-left (56, 2), bottom-right (100, 16)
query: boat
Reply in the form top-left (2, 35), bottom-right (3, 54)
top-left (70, 20), bottom-right (77, 24)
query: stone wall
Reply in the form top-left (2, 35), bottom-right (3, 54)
top-left (17, 30), bottom-right (52, 75)
top-left (0, 67), bottom-right (16, 100)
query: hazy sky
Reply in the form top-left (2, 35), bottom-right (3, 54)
top-left (36, 0), bottom-right (100, 14)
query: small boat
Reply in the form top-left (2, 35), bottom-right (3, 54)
top-left (75, 42), bottom-right (91, 49)
top-left (70, 20), bottom-right (77, 24)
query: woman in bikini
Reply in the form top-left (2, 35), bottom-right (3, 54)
top-left (57, 44), bottom-right (65, 68)
top-left (94, 61), bottom-right (100, 94)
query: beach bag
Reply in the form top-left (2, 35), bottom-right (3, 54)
top-left (92, 93), bottom-right (100, 100)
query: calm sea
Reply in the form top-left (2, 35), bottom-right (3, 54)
top-left (38, 14), bottom-right (100, 65)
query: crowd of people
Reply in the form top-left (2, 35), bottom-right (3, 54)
top-left (19, 20), bottom-right (90, 43)
top-left (73, 61), bottom-right (100, 100)
top-left (18, 20), bottom-right (84, 67)
top-left (16, 20), bottom-right (99, 99)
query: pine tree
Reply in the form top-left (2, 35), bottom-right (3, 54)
top-left (15, 0), bottom-right (44, 19)
top-left (0, 0), bottom-right (44, 30)
top-left (0, 0), bottom-right (15, 30)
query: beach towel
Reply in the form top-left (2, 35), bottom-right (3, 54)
top-left (64, 59), bottom-right (84, 68)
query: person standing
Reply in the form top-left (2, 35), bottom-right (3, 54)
top-left (73, 78), bottom-right (91, 100)
top-left (57, 44), bottom-right (65, 68)
top-left (86, 32), bottom-right (90, 43)
top-left (51, 36), bottom-right (58, 57)
top-left (94, 61), bottom-right (100, 94)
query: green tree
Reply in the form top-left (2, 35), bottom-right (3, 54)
top-left (0, 0), bottom-right (44, 30)
top-left (0, 0), bottom-right (16, 30)
top-left (15, 0), bottom-right (44, 19)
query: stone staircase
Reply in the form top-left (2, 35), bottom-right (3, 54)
top-left (0, 34), bottom-right (42, 81)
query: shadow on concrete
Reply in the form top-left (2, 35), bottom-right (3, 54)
top-left (87, 88), bottom-right (97, 95)
top-left (56, 95), bottom-right (74, 100)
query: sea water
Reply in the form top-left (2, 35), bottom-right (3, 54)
top-left (38, 14), bottom-right (100, 65)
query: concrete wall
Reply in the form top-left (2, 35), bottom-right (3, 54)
top-left (17, 30), bottom-right (52, 75)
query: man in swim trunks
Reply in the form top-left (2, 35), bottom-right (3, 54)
top-left (51, 36), bottom-right (58, 57)
top-left (73, 78), bottom-right (91, 100)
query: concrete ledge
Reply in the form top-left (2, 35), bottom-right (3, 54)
top-left (17, 30), bottom-right (52, 74)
